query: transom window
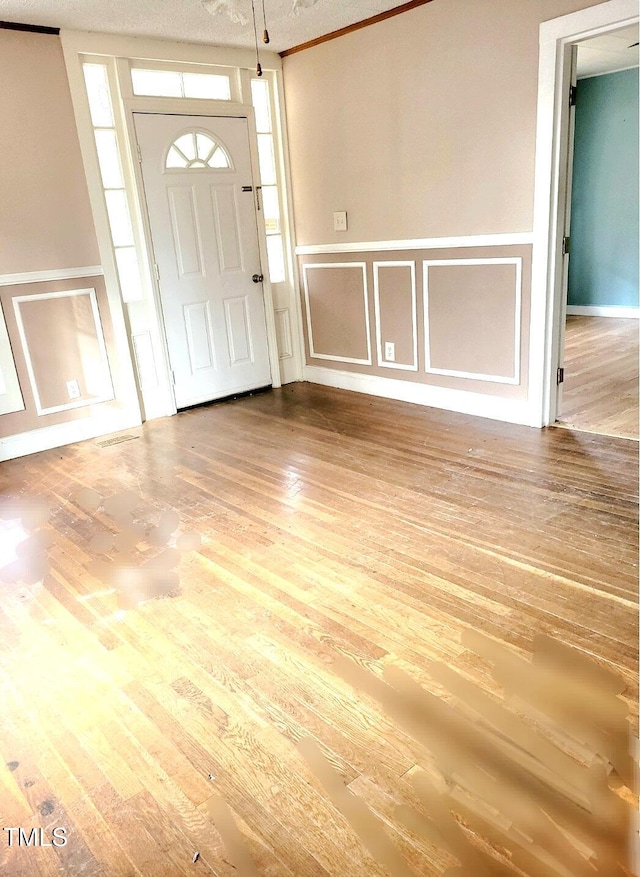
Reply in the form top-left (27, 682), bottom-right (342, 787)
top-left (131, 67), bottom-right (231, 100)
top-left (166, 132), bottom-right (231, 170)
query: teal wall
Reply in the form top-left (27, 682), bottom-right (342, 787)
top-left (568, 67), bottom-right (639, 308)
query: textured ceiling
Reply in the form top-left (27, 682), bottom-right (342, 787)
top-left (0, 0), bottom-right (409, 53)
top-left (576, 24), bottom-right (639, 78)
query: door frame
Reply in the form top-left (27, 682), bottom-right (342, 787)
top-left (61, 34), bottom-right (293, 425)
top-left (530, 0), bottom-right (638, 427)
top-left (123, 100), bottom-right (282, 416)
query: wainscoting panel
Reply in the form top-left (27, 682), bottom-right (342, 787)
top-left (0, 270), bottom-right (141, 459)
top-left (424, 258), bottom-right (522, 384)
top-left (373, 261), bottom-right (417, 371)
top-left (297, 239), bottom-right (533, 425)
top-left (303, 263), bottom-right (371, 365)
top-left (13, 287), bottom-right (114, 415)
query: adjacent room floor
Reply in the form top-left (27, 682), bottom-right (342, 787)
top-left (1, 384), bottom-right (637, 876)
top-left (556, 315), bottom-right (639, 440)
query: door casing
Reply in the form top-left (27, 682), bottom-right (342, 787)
top-left (530, 0), bottom-right (639, 428)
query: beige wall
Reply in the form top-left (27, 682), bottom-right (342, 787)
top-left (0, 30), bottom-right (138, 450)
top-left (0, 29), bottom-right (99, 274)
top-left (285, 0), bottom-right (599, 411)
top-left (283, 0), bottom-right (599, 246)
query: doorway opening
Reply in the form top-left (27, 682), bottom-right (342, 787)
top-left (531, 0), bottom-right (639, 434)
top-left (555, 27), bottom-right (639, 441)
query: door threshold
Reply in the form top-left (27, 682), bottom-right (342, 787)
top-left (551, 420), bottom-right (639, 442)
top-left (177, 384), bottom-right (273, 413)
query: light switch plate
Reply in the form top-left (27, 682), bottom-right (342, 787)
top-left (333, 211), bottom-right (348, 232)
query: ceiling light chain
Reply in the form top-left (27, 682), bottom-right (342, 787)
top-left (250, 0), bottom-right (262, 76)
top-left (262, 0), bottom-right (270, 44)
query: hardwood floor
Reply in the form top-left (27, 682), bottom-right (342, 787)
top-left (0, 384), bottom-right (637, 876)
top-left (556, 316), bottom-right (639, 440)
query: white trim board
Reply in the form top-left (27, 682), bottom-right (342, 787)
top-left (566, 305), bottom-right (639, 318)
top-left (296, 233), bottom-right (533, 256)
top-left (0, 411), bottom-right (141, 463)
top-left (303, 366), bottom-right (533, 427)
top-left (0, 266), bottom-right (103, 287)
top-left (61, 30), bottom-right (282, 73)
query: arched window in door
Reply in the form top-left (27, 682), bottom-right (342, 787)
top-left (165, 131), bottom-right (232, 170)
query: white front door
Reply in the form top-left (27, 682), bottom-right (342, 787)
top-left (134, 113), bottom-right (272, 408)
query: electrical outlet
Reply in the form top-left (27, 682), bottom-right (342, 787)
top-left (66, 379), bottom-right (81, 400)
top-left (384, 341), bottom-right (395, 362)
top-left (333, 211), bottom-right (348, 232)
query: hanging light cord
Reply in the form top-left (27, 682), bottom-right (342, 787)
top-left (261, 0), bottom-right (270, 43)
top-left (251, 0), bottom-right (262, 75)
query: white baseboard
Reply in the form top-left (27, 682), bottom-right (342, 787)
top-left (566, 305), bottom-right (639, 318)
top-left (303, 365), bottom-right (535, 427)
top-left (0, 411), bottom-right (142, 462)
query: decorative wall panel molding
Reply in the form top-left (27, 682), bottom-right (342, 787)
top-left (0, 301), bottom-right (25, 415)
top-left (373, 261), bottom-right (417, 371)
top-left (13, 287), bottom-right (114, 416)
top-left (297, 243), bottom-right (532, 423)
top-left (303, 262), bottom-right (372, 365)
top-left (423, 258), bottom-right (522, 385)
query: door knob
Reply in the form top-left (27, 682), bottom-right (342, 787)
top-left (252, 273), bottom-right (264, 283)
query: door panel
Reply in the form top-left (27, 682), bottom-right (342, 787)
top-left (184, 301), bottom-right (215, 372)
top-left (224, 296), bottom-right (253, 365)
top-left (167, 186), bottom-right (203, 277)
top-left (212, 185), bottom-right (243, 272)
top-left (134, 113), bottom-right (271, 408)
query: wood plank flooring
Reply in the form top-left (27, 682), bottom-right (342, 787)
top-left (557, 316), bottom-right (639, 440)
top-left (0, 384), bottom-right (637, 876)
